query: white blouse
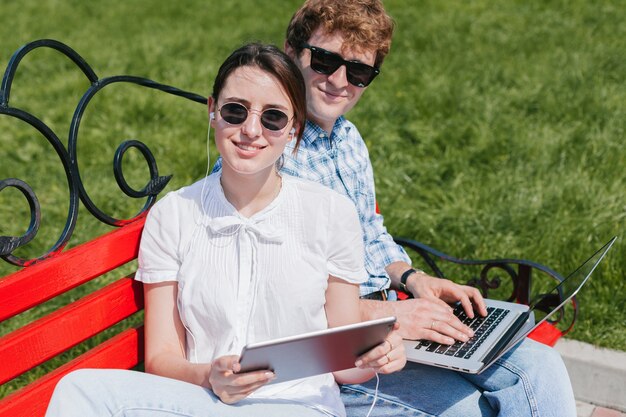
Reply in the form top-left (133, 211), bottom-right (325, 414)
top-left (135, 172), bottom-right (366, 417)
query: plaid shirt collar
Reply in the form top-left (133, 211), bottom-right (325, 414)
top-left (301, 116), bottom-right (351, 149)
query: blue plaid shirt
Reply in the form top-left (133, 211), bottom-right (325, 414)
top-left (213, 117), bottom-right (411, 296)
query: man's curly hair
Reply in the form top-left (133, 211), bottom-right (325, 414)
top-left (286, 0), bottom-right (395, 68)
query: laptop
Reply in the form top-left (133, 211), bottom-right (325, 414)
top-left (404, 236), bottom-right (616, 374)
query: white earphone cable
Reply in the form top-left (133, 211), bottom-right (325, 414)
top-left (364, 372), bottom-right (380, 417)
top-left (199, 122), bottom-right (212, 222)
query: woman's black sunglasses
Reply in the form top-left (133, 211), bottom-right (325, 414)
top-left (217, 102), bottom-right (292, 131)
top-left (302, 43), bottom-right (380, 88)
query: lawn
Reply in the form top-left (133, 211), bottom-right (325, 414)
top-left (0, 0), bottom-right (624, 389)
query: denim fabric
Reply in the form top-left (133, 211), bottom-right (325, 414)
top-left (342, 338), bottom-right (576, 417)
top-left (45, 369), bottom-right (333, 417)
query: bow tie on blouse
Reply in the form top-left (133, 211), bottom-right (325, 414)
top-left (205, 215), bottom-right (284, 243)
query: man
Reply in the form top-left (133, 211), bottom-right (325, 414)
top-left (280, 1), bottom-right (576, 416)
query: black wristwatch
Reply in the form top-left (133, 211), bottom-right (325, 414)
top-left (399, 268), bottom-right (418, 292)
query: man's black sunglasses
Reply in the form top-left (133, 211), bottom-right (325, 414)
top-left (301, 44), bottom-right (380, 88)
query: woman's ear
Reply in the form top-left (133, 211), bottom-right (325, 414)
top-left (208, 97), bottom-right (216, 128)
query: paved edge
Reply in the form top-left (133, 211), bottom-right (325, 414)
top-left (555, 339), bottom-right (626, 412)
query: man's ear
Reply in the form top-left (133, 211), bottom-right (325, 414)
top-left (284, 40), bottom-right (295, 59)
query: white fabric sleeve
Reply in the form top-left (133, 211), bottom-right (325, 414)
top-left (326, 193), bottom-right (367, 284)
top-left (135, 192), bottom-right (182, 283)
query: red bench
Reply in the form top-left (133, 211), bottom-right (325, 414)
top-left (0, 220), bottom-right (146, 417)
top-left (0, 39), bottom-right (575, 417)
top-left (0, 39), bottom-right (206, 417)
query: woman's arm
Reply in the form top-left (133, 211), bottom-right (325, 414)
top-left (143, 281), bottom-right (211, 386)
top-left (325, 276), bottom-right (406, 385)
top-left (143, 281), bottom-right (273, 403)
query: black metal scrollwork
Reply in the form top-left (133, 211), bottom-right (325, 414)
top-left (114, 140), bottom-right (173, 199)
top-left (0, 39), bottom-right (207, 266)
top-left (0, 179), bottom-right (41, 260)
top-left (470, 263), bottom-right (515, 300)
top-left (393, 237), bottom-right (569, 327)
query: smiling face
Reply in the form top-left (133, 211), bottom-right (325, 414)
top-left (286, 28), bottom-right (377, 133)
top-left (209, 65), bottom-right (294, 179)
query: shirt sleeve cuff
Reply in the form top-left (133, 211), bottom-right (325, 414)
top-left (135, 269), bottom-right (178, 284)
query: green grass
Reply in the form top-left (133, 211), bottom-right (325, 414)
top-left (0, 0), bottom-right (624, 394)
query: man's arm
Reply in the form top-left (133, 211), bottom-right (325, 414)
top-left (358, 261), bottom-right (488, 344)
top-left (385, 261), bottom-right (488, 318)
top-left (333, 124), bottom-right (486, 343)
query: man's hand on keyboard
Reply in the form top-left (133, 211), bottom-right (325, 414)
top-left (405, 271), bottom-right (488, 319)
top-left (390, 297), bottom-right (475, 344)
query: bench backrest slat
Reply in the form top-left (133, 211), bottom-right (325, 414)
top-left (0, 277), bottom-right (143, 385)
top-left (0, 219), bottom-right (147, 417)
top-left (0, 327), bottom-right (144, 417)
top-left (0, 218), bottom-right (145, 322)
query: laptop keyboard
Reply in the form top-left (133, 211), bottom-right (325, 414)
top-left (413, 305), bottom-right (511, 359)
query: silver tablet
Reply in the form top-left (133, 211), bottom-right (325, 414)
top-left (238, 316), bottom-right (396, 384)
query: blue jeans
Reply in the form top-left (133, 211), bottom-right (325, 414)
top-left (341, 338), bottom-right (576, 417)
top-left (45, 369), bottom-right (332, 417)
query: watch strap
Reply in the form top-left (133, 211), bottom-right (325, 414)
top-left (399, 268), bottom-right (417, 292)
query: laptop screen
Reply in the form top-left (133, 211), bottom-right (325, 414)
top-left (493, 237), bottom-right (616, 364)
top-left (528, 236), bottom-right (616, 322)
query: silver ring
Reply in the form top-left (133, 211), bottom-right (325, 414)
top-left (431, 320), bottom-right (436, 330)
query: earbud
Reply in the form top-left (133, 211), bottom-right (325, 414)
top-left (289, 127), bottom-right (296, 135)
top-left (209, 112), bottom-right (215, 120)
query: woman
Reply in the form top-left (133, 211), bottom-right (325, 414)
top-left (45, 43), bottom-right (405, 417)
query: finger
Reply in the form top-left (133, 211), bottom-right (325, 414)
top-left (231, 369), bottom-right (275, 386)
top-left (355, 341), bottom-right (389, 367)
top-left (454, 291), bottom-right (474, 319)
top-left (214, 355), bottom-right (240, 372)
top-left (379, 338), bottom-right (393, 355)
top-left (466, 286), bottom-right (488, 316)
top-left (376, 357), bottom-right (406, 374)
top-left (359, 331), bottom-right (406, 370)
top-left (370, 350), bottom-right (406, 374)
top-left (358, 324), bottom-right (404, 364)
top-left (358, 349), bottom-right (394, 369)
top-left (437, 308), bottom-right (476, 337)
top-left (232, 375), bottom-right (274, 393)
top-left (432, 319), bottom-right (473, 342)
top-left (387, 329), bottom-right (403, 349)
top-left (423, 328), bottom-right (457, 345)
top-left (455, 286), bottom-right (488, 318)
top-left (429, 309), bottom-right (464, 330)
top-left (427, 296), bottom-right (455, 313)
top-left (217, 378), bottom-right (271, 405)
top-left (356, 332), bottom-right (404, 368)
